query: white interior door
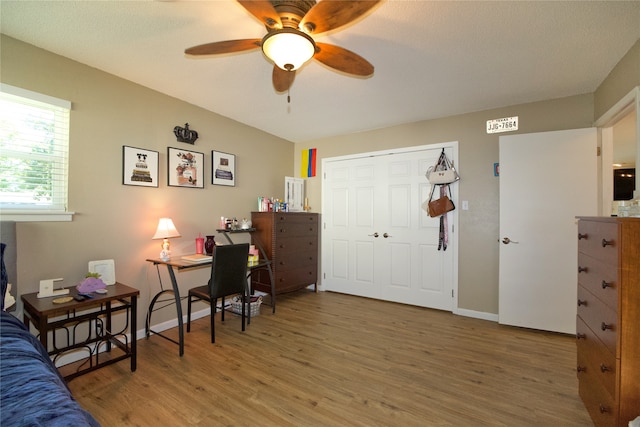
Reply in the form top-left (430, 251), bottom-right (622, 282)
top-left (322, 144), bottom-right (457, 311)
top-left (499, 128), bottom-right (598, 334)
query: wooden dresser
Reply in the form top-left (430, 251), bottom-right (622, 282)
top-left (576, 217), bottom-right (640, 426)
top-left (251, 212), bottom-right (319, 295)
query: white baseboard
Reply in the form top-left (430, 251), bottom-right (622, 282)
top-left (453, 307), bottom-right (499, 322)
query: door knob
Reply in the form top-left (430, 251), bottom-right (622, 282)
top-left (368, 232), bottom-right (379, 238)
top-left (383, 233), bottom-right (392, 238)
top-left (500, 237), bottom-right (519, 244)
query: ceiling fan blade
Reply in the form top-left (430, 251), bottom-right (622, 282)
top-left (314, 42), bottom-right (374, 76)
top-left (273, 66), bottom-right (295, 92)
top-left (185, 39), bottom-right (261, 56)
top-left (237, 0), bottom-right (282, 29)
top-left (300, 1), bottom-right (380, 35)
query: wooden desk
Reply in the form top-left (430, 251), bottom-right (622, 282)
top-left (145, 257), bottom-right (211, 356)
top-left (21, 282), bottom-right (139, 381)
top-left (146, 251), bottom-right (273, 356)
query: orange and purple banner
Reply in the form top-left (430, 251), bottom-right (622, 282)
top-left (301, 148), bottom-right (317, 178)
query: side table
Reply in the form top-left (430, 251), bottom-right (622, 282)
top-left (21, 282), bottom-right (139, 381)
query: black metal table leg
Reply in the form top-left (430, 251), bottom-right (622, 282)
top-left (165, 265), bottom-right (184, 356)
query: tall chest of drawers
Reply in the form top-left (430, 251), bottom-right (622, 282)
top-left (576, 217), bottom-right (640, 426)
top-left (251, 212), bottom-right (319, 295)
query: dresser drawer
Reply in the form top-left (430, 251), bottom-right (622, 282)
top-left (577, 285), bottom-right (618, 355)
top-left (578, 221), bottom-right (619, 264)
top-left (576, 316), bottom-right (617, 398)
top-left (577, 253), bottom-right (619, 310)
top-left (275, 250), bottom-right (317, 270)
top-left (274, 222), bottom-right (318, 238)
top-left (251, 262), bottom-right (318, 294)
top-left (578, 350), bottom-right (618, 427)
top-left (274, 213), bottom-right (318, 224)
top-left (275, 266), bottom-right (317, 292)
top-left (275, 236), bottom-right (319, 256)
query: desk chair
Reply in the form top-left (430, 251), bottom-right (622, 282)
top-left (186, 243), bottom-right (250, 343)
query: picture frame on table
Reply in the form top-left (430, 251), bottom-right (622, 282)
top-left (168, 147), bottom-right (204, 188)
top-left (122, 146), bottom-right (159, 187)
top-left (212, 150), bottom-right (235, 186)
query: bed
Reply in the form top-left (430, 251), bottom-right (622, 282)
top-left (0, 311), bottom-right (101, 426)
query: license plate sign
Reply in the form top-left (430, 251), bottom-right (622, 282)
top-left (487, 116), bottom-right (518, 134)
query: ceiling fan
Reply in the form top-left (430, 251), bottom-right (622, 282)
top-left (185, 0), bottom-right (380, 93)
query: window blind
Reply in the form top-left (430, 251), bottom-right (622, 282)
top-left (0, 84), bottom-right (71, 212)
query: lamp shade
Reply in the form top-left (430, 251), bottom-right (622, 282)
top-left (152, 218), bottom-right (181, 240)
top-left (262, 28), bottom-right (316, 71)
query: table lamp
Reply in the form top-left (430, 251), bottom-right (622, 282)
top-left (152, 218), bottom-right (181, 261)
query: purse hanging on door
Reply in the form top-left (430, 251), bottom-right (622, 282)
top-left (426, 183), bottom-right (455, 218)
top-left (426, 149), bottom-right (460, 185)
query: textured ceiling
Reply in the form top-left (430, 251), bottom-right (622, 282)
top-left (1, 0), bottom-right (639, 143)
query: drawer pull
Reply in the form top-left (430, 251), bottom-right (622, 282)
top-left (601, 239), bottom-right (613, 247)
top-left (578, 233), bottom-right (588, 240)
top-left (578, 266), bottom-right (588, 273)
top-left (599, 405), bottom-right (609, 414)
top-left (577, 299), bottom-right (587, 306)
top-left (601, 280), bottom-right (612, 289)
top-left (576, 366), bottom-right (586, 373)
top-left (601, 322), bottom-right (613, 331)
top-left (576, 333), bottom-right (586, 340)
top-left (600, 364), bottom-right (611, 373)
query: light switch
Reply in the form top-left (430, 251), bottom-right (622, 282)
top-left (462, 200), bottom-right (469, 210)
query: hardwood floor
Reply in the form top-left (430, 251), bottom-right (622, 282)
top-left (68, 291), bottom-right (592, 426)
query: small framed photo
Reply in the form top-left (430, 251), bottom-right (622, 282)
top-left (168, 147), bottom-right (204, 188)
top-left (212, 150), bottom-right (235, 186)
top-left (122, 146), bottom-right (159, 187)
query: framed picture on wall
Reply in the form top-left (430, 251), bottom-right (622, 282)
top-left (168, 147), bottom-right (204, 188)
top-left (122, 146), bottom-right (159, 187)
top-left (212, 150), bottom-right (235, 186)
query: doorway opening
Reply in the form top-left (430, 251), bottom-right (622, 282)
top-left (596, 86), bottom-right (639, 215)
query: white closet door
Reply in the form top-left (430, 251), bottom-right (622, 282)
top-left (322, 144), bottom-right (457, 311)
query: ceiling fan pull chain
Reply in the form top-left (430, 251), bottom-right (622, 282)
top-left (287, 87), bottom-right (291, 104)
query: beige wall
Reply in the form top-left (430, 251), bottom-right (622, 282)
top-left (1, 35), bottom-right (294, 328)
top-left (594, 38), bottom-right (640, 120)
top-left (296, 95), bottom-right (594, 314)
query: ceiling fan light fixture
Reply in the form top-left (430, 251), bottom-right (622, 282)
top-left (262, 28), bottom-right (316, 71)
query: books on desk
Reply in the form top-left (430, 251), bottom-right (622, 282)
top-left (181, 254), bottom-right (212, 263)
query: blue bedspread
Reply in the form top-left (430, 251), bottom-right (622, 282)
top-left (0, 311), bottom-right (101, 427)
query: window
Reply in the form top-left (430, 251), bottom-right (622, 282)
top-left (0, 84), bottom-right (73, 221)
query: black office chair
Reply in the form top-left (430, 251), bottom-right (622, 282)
top-left (187, 243), bottom-right (250, 343)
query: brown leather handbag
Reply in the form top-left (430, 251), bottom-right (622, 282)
top-left (427, 184), bottom-right (455, 218)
